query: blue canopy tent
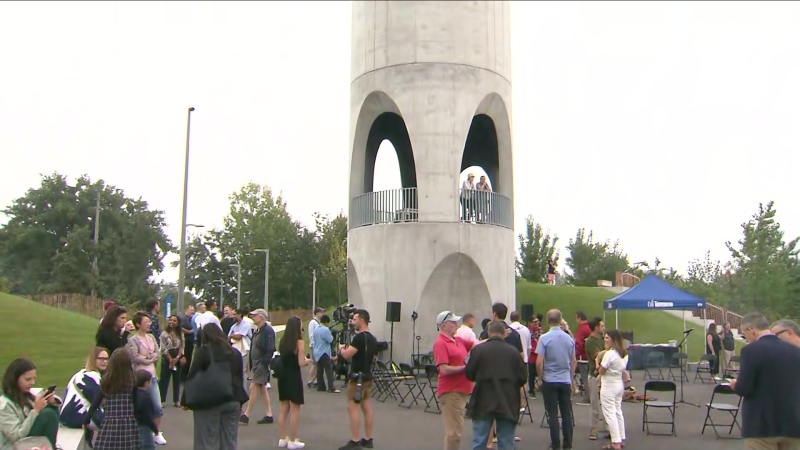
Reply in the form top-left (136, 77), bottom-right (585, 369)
top-left (604, 274), bottom-right (707, 354)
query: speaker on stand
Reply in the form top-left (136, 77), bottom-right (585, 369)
top-left (386, 301), bottom-right (401, 363)
top-left (521, 304), bottom-right (534, 322)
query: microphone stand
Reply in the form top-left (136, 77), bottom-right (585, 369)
top-left (676, 329), bottom-right (699, 407)
top-left (411, 311), bottom-right (419, 373)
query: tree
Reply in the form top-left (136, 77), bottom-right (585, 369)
top-left (312, 212), bottom-right (348, 306)
top-left (725, 201), bottom-right (800, 318)
top-left (0, 173), bottom-right (173, 303)
top-left (629, 257), bottom-right (683, 286)
top-left (516, 215), bottom-right (559, 283)
top-left (565, 228), bottom-right (629, 286)
top-left (680, 251), bottom-right (729, 306)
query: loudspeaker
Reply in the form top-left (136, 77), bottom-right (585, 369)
top-left (386, 301), bottom-right (401, 322)
top-left (521, 304), bottom-right (534, 322)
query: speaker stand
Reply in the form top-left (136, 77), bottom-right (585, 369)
top-left (389, 321), bottom-right (394, 363)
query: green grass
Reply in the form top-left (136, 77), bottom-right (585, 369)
top-left (0, 292), bottom-right (99, 388)
top-left (516, 282), bottom-right (710, 360)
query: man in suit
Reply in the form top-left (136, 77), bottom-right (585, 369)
top-left (730, 313), bottom-right (800, 450)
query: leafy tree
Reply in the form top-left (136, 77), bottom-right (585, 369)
top-left (680, 251), bottom-right (730, 306)
top-left (629, 257), bottom-right (683, 285)
top-left (725, 201), bottom-right (800, 318)
top-left (565, 228), bottom-right (629, 286)
top-left (516, 215), bottom-right (559, 283)
top-left (312, 212), bottom-right (348, 306)
top-left (0, 173), bottom-right (173, 302)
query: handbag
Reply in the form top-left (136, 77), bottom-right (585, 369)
top-left (13, 437), bottom-right (53, 450)
top-left (184, 350), bottom-right (234, 409)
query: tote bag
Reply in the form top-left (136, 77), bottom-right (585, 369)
top-left (13, 437), bottom-right (53, 450)
top-left (184, 350), bottom-right (234, 409)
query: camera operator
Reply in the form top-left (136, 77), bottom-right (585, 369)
top-left (337, 309), bottom-right (377, 450)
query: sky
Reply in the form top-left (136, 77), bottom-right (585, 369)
top-left (1, 1), bottom-right (799, 283)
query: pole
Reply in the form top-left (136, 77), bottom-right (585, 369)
top-left (218, 279), bottom-right (224, 310)
top-left (264, 249), bottom-right (269, 312)
top-left (91, 192), bottom-right (100, 298)
top-left (177, 106), bottom-right (195, 313)
top-left (236, 263), bottom-right (242, 308)
top-left (312, 270), bottom-right (316, 311)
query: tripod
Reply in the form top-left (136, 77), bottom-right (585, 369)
top-left (676, 329), bottom-right (699, 407)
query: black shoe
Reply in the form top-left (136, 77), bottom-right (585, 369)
top-left (238, 415), bottom-right (249, 425)
top-left (256, 416), bottom-right (273, 424)
top-left (338, 441), bottom-right (361, 450)
top-left (360, 438), bottom-right (374, 448)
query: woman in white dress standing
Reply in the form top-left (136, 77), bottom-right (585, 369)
top-left (597, 329), bottom-right (628, 450)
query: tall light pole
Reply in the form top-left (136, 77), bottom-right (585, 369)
top-left (215, 278), bottom-right (224, 309)
top-left (90, 191), bottom-right (101, 298)
top-left (177, 106), bottom-right (196, 313)
top-left (254, 249), bottom-right (269, 313)
top-left (312, 270), bottom-right (317, 311)
top-left (231, 263), bottom-right (242, 308)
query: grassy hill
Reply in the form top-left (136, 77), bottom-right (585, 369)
top-left (0, 292), bottom-right (99, 388)
top-left (517, 281), bottom-right (708, 360)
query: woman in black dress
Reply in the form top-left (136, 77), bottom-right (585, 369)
top-left (276, 316), bottom-right (310, 449)
top-left (706, 323), bottom-right (722, 376)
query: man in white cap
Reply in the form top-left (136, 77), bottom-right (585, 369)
top-left (433, 311), bottom-right (474, 450)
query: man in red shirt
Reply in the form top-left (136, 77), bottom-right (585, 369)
top-left (574, 311), bottom-right (592, 404)
top-left (433, 310), bottom-right (474, 450)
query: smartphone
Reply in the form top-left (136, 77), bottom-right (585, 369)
top-left (44, 384), bottom-right (57, 395)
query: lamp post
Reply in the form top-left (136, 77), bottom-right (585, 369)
top-left (312, 270), bottom-right (317, 311)
top-left (90, 191), bottom-right (101, 298)
top-left (230, 263), bottom-right (242, 308)
top-left (215, 278), bottom-right (224, 309)
top-left (177, 106), bottom-right (196, 313)
top-left (254, 249), bottom-right (269, 313)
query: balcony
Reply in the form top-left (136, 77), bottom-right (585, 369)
top-left (350, 188), bottom-right (513, 229)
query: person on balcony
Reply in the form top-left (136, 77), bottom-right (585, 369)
top-left (476, 175), bottom-right (492, 223)
top-left (460, 174), bottom-right (476, 222)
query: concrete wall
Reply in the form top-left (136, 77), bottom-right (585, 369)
top-left (348, 1), bottom-right (515, 363)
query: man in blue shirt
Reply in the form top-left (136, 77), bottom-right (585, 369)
top-left (536, 309), bottom-right (577, 450)
top-left (312, 315), bottom-right (340, 393)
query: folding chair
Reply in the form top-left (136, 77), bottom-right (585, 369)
top-left (518, 391), bottom-right (533, 425)
top-left (644, 351), bottom-right (665, 380)
top-left (423, 364), bottom-right (441, 414)
top-left (642, 380), bottom-right (677, 436)
top-left (668, 352), bottom-right (689, 382)
top-left (694, 354), bottom-right (716, 384)
top-left (396, 363), bottom-right (429, 409)
top-left (370, 361), bottom-right (394, 402)
top-left (702, 383), bottom-right (742, 439)
top-left (724, 356), bottom-right (741, 379)
top-left (540, 402), bottom-right (575, 429)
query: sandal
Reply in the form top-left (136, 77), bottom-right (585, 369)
top-left (589, 432), bottom-right (597, 440)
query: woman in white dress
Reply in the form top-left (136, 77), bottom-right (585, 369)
top-left (597, 329), bottom-right (628, 450)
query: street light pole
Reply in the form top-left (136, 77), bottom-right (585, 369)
top-left (312, 270), bottom-right (317, 311)
top-left (91, 191), bottom-right (101, 298)
top-left (254, 249), bottom-right (269, 313)
top-left (230, 263), bottom-right (242, 309)
top-left (216, 278), bottom-right (224, 310)
top-left (177, 106), bottom-right (196, 313)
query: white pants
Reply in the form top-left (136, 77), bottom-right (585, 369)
top-left (600, 380), bottom-right (625, 444)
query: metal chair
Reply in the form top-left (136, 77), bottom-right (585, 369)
top-left (540, 402), bottom-right (575, 429)
top-left (668, 352), bottom-right (689, 382)
top-left (396, 363), bottom-right (428, 409)
top-left (724, 355), bottom-right (741, 379)
top-left (694, 354), bottom-right (716, 384)
top-left (702, 383), bottom-right (742, 439)
top-left (642, 380), bottom-right (677, 436)
top-left (644, 351), bottom-right (666, 380)
top-left (423, 364), bottom-right (441, 414)
top-left (518, 391), bottom-right (533, 425)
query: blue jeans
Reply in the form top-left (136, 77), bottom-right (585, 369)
top-left (149, 376), bottom-right (163, 418)
top-left (471, 417), bottom-right (517, 450)
top-left (138, 424), bottom-right (156, 450)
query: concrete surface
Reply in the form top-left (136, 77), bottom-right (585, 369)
top-left (154, 369), bottom-right (744, 450)
top-left (347, 1), bottom-right (516, 364)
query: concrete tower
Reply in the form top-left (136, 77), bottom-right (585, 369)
top-left (347, 1), bottom-right (514, 363)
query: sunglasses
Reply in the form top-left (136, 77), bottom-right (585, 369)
top-left (97, 357), bottom-right (109, 361)
top-left (775, 329), bottom-right (788, 337)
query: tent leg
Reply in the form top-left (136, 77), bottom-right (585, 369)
top-left (616, 310), bottom-right (620, 330)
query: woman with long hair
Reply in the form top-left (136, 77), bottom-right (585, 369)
top-left (97, 305), bottom-right (134, 354)
top-left (159, 315), bottom-right (185, 407)
top-left (706, 322), bottom-right (722, 376)
top-left (598, 329), bottom-right (629, 450)
top-left (183, 324), bottom-right (248, 450)
top-left (60, 347), bottom-right (109, 429)
top-left (87, 348), bottom-right (139, 449)
top-left (127, 312), bottom-right (165, 444)
top-left (276, 316), bottom-right (310, 449)
top-left (0, 358), bottom-right (60, 449)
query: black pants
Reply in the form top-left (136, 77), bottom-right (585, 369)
top-left (542, 382), bottom-right (573, 449)
top-left (527, 363), bottom-right (538, 393)
top-left (160, 356), bottom-right (181, 404)
top-left (182, 340), bottom-right (194, 381)
top-left (316, 354), bottom-right (335, 391)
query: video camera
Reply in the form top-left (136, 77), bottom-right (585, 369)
top-left (332, 303), bottom-right (357, 324)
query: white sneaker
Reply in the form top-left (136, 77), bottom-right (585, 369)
top-left (267, 382), bottom-right (272, 389)
top-left (154, 432), bottom-right (167, 445)
top-left (287, 440), bottom-right (305, 449)
top-left (278, 437), bottom-right (289, 448)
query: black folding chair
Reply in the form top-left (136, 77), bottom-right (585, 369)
top-left (644, 351), bottom-right (665, 380)
top-left (423, 364), bottom-right (441, 414)
top-left (668, 352), bottom-right (689, 382)
top-left (694, 354), bottom-right (716, 384)
top-left (642, 380), bottom-right (677, 436)
top-left (396, 363), bottom-right (429, 409)
top-left (540, 403), bottom-right (575, 429)
top-left (724, 355), bottom-right (741, 379)
top-left (702, 384), bottom-right (742, 439)
top-left (518, 391), bottom-right (533, 425)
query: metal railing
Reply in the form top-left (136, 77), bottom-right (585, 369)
top-left (349, 187), bottom-right (513, 229)
top-left (350, 188), bottom-right (419, 228)
top-left (459, 188), bottom-right (513, 228)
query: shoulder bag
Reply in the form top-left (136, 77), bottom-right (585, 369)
top-left (184, 349), bottom-right (234, 410)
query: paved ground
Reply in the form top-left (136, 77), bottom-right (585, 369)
top-left (155, 369), bottom-right (743, 450)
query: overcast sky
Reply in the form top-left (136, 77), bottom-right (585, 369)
top-left (1, 1), bottom-right (798, 283)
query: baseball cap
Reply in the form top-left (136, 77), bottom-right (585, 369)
top-left (313, 307), bottom-right (325, 314)
top-left (250, 308), bottom-right (269, 319)
top-left (436, 311), bottom-right (462, 326)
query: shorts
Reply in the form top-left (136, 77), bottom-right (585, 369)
top-left (548, 273), bottom-right (556, 282)
top-left (252, 364), bottom-right (271, 385)
top-left (346, 380), bottom-right (372, 402)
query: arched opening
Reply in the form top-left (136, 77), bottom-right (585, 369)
top-left (364, 113), bottom-right (416, 193)
top-left (373, 139), bottom-right (402, 192)
top-left (346, 258), bottom-right (363, 307)
top-left (416, 253), bottom-right (492, 353)
top-left (461, 114), bottom-right (499, 189)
